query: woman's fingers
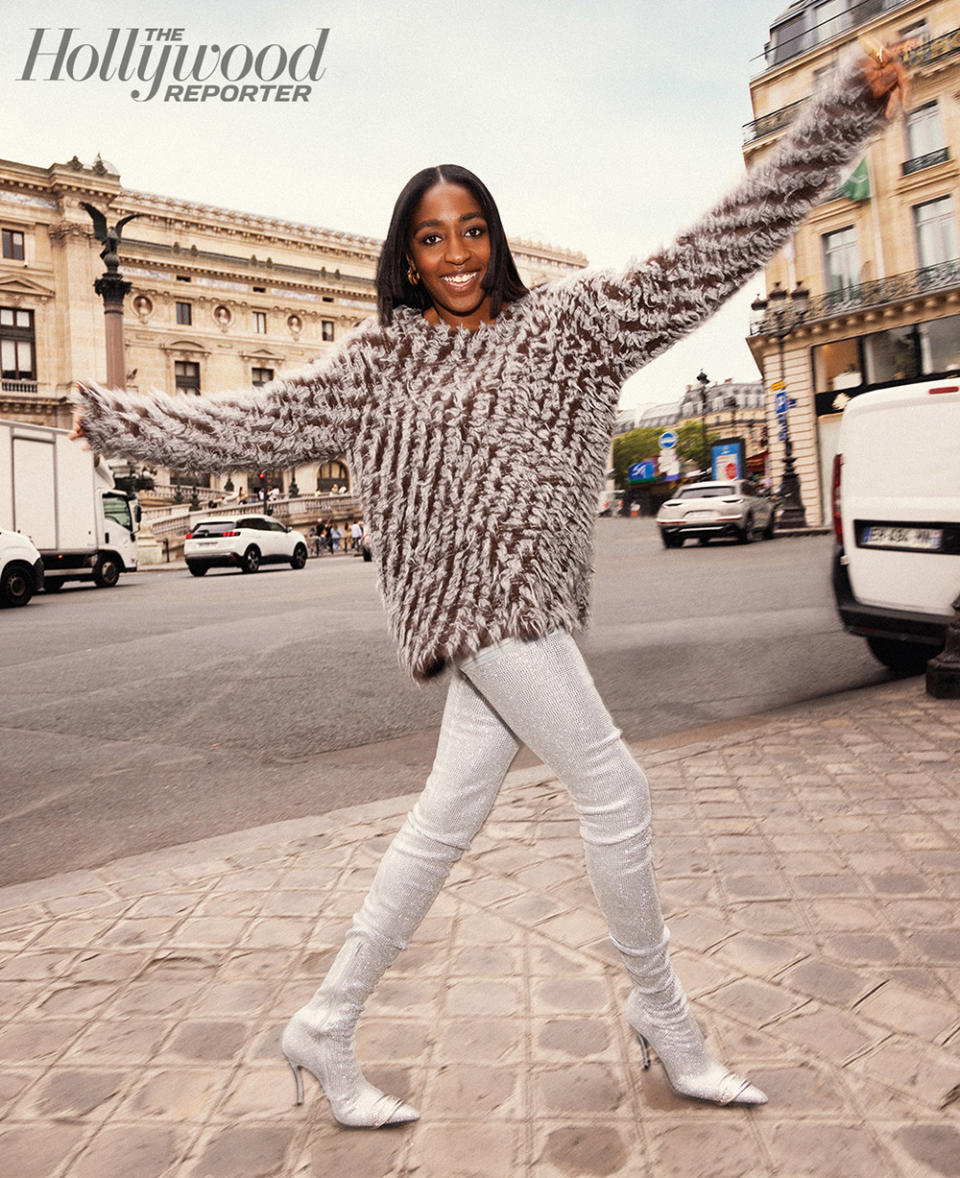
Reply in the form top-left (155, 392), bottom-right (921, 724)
top-left (860, 39), bottom-right (914, 118)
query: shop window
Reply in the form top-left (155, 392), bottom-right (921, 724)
top-left (863, 325), bottom-right (919, 385)
top-left (813, 337), bottom-right (861, 395)
top-left (919, 314), bottom-right (960, 374)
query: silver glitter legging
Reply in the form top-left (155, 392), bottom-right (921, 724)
top-left (351, 629), bottom-right (675, 999)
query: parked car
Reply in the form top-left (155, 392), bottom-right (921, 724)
top-left (0, 528), bottom-right (44, 607)
top-left (184, 514), bottom-right (309, 576)
top-left (832, 380), bottom-right (958, 674)
top-left (656, 480), bottom-right (775, 547)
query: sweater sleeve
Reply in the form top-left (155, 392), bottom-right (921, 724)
top-left (559, 59), bottom-right (890, 387)
top-left (74, 339), bottom-right (364, 474)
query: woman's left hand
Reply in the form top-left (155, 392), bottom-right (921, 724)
top-left (860, 40), bottom-right (913, 119)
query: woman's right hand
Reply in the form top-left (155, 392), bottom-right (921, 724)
top-left (68, 383), bottom-right (90, 448)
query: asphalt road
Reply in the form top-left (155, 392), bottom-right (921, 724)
top-left (0, 521), bottom-right (895, 885)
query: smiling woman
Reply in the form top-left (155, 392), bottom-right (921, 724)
top-left (71, 44), bottom-right (910, 1135)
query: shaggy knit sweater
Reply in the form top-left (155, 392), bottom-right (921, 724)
top-left (78, 66), bottom-right (887, 680)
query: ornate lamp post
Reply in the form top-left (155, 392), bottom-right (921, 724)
top-left (751, 281), bottom-right (809, 528)
top-left (81, 205), bottom-right (141, 389)
top-left (696, 369), bottom-right (710, 477)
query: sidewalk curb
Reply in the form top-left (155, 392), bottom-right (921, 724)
top-left (0, 675), bottom-right (925, 910)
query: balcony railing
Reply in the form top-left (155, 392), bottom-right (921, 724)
top-left (750, 258), bottom-right (960, 335)
top-left (743, 99), bottom-right (805, 146)
top-left (902, 147), bottom-right (950, 176)
top-left (1, 379), bottom-right (39, 394)
top-left (747, 27), bottom-right (960, 145)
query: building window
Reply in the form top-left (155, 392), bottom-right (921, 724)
top-left (813, 337), bottom-right (862, 396)
top-left (919, 314), bottom-right (960, 374)
top-left (175, 360), bottom-right (200, 396)
top-left (914, 197), bottom-right (959, 268)
top-left (251, 366), bottom-right (274, 386)
top-left (317, 460), bottom-right (349, 492)
top-left (175, 301), bottom-right (192, 326)
top-left (822, 226), bottom-right (860, 297)
top-left (321, 319), bottom-right (335, 342)
top-left (0, 306), bottom-right (35, 380)
top-left (2, 229), bottom-right (25, 261)
top-left (904, 103), bottom-right (947, 174)
top-left (253, 311), bottom-right (267, 334)
top-left (814, 0), bottom-right (851, 45)
top-left (864, 325), bottom-right (920, 386)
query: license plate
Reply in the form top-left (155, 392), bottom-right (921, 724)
top-left (687, 511), bottom-right (714, 520)
top-left (860, 525), bottom-right (943, 551)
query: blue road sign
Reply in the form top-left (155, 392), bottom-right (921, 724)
top-left (628, 461), bottom-right (656, 483)
top-left (774, 390), bottom-right (788, 416)
top-left (659, 430), bottom-right (678, 450)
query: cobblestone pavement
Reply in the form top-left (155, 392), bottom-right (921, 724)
top-left (0, 677), bottom-right (958, 1178)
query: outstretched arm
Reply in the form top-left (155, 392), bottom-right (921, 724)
top-left (72, 343), bottom-right (363, 473)
top-left (562, 50), bottom-right (908, 386)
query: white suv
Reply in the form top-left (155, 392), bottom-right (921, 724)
top-left (0, 529), bottom-right (44, 606)
top-left (184, 514), bottom-right (309, 577)
top-left (832, 381), bottom-right (959, 673)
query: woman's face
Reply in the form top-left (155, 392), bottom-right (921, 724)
top-left (407, 181), bottom-right (493, 329)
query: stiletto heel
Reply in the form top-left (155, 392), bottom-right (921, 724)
top-left (625, 990), bottom-right (767, 1107)
top-left (635, 1030), bottom-right (651, 1069)
top-left (285, 1056), bottom-right (304, 1107)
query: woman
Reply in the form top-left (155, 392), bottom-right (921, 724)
top-left (73, 47), bottom-right (908, 1129)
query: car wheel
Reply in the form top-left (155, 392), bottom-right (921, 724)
top-left (661, 532), bottom-right (682, 549)
top-left (290, 543), bottom-right (308, 570)
top-left (0, 564), bottom-right (33, 607)
top-left (697, 536), bottom-right (710, 547)
top-left (241, 545), bottom-right (261, 574)
top-left (738, 514), bottom-right (756, 544)
top-left (44, 578), bottom-right (64, 592)
top-left (762, 513), bottom-right (776, 540)
top-left (187, 563), bottom-right (209, 577)
top-left (93, 554), bottom-right (121, 588)
top-left (866, 635), bottom-right (933, 676)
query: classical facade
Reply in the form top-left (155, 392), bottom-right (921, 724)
top-left (0, 154), bottom-right (586, 502)
top-left (745, 0), bottom-right (960, 523)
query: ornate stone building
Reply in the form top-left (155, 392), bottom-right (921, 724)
top-left (0, 154), bottom-right (586, 500)
top-left (745, 0), bottom-right (960, 524)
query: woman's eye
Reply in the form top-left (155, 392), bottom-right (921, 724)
top-left (465, 225), bottom-right (486, 238)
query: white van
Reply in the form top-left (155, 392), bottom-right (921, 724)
top-left (831, 381), bottom-right (959, 673)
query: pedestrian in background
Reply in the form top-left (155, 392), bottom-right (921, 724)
top-left (71, 46), bottom-right (909, 1131)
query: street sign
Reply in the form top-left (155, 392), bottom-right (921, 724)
top-left (628, 460), bottom-right (656, 483)
top-left (774, 390), bottom-right (788, 416)
top-left (659, 429), bottom-right (678, 450)
top-left (770, 379), bottom-right (785, 391)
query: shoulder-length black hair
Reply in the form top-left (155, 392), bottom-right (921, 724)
top-left (376, 164), bottom-right (529, 326)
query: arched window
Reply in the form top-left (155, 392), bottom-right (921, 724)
top-left (317, 461), bottom-right (350, 492)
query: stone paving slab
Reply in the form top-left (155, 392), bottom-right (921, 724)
top-left (0, 677), bottom-right (958, 1177)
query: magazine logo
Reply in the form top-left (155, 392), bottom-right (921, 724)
top-left (18, 27), bottom-right (329, 102)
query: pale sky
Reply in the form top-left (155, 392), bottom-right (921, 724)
top-left (1, 0), bottom-right (788, 411)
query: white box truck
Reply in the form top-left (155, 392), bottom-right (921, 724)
top-left (831, 380), bottom-right (959, 673)
top-left (0, 418), bottom-right (139, 591)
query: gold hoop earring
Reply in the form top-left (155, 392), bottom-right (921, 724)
top-left (407, 265), bottom-right (420, 286)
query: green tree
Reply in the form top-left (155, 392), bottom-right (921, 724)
top-left (612, 427), bottom-right (660, 488)
top-left (676, 420), bottom-right (720, 475)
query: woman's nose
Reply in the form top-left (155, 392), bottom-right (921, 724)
top-left (445, 238), bottom-right (469, 263)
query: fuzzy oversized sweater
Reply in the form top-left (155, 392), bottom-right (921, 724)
top-left (78, 66), bottom-right (887, 679)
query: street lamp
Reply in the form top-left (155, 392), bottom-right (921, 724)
top-left (696, 369), bottom-right (710, 477)
top-left (751, 281), bottom-right (809, 528)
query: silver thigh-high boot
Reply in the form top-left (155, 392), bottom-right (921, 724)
top-left (459, 631), bottom-right (766, 1107)
top-left (283, 668), bottom-right (520, 1127)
